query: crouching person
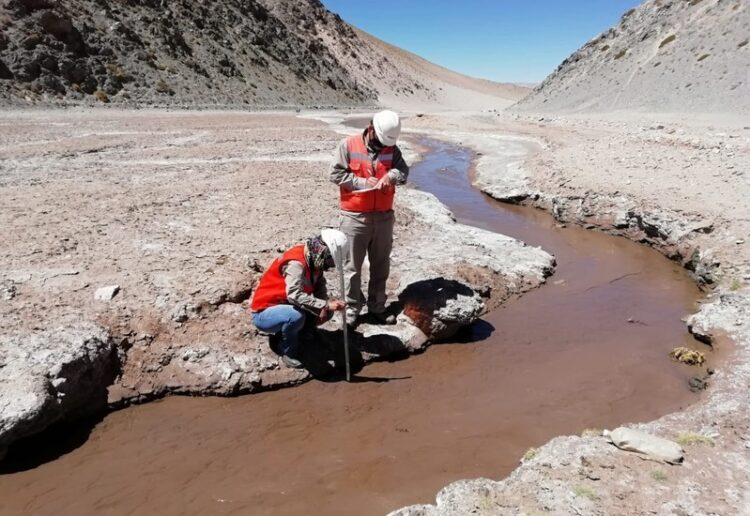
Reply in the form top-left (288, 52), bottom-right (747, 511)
top-left (250, 230), bottom-right (347, 368)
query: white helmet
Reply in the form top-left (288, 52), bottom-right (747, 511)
top-left (320, 229), bottom-right (349, 269)
top-left (373, 110), bottom-right (401, 146)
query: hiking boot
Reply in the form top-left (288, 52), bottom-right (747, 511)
top-left (367, 311), bottom-right (396, 325)
top-left (344, 311), bottom-right (360, 330)
top-left (280, 354), bottom-right (303, 369)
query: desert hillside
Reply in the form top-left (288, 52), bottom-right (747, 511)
top-left (513, 0), bottom-right (750, 114)
top-left (0, 0), bottom-right (527, 109)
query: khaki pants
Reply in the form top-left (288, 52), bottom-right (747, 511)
top-left (338, 210), bottom-right (394, 317)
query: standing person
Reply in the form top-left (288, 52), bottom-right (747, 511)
top-left (329, 110), bottom-right (409, 326)
top-left (250, 230), bottom-right (347, 368)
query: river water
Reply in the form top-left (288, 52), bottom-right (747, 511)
top-left (0, 136), bottom-right (709, 516)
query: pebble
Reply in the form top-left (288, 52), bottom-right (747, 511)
top-left (50, 377), bottom-right (67, 388)
top-left (94, 285), bottom-right (120, 301)
top-left (1, 283), bottom-right (16, 301)
top-left (688, 377), bottom-right (707, 392)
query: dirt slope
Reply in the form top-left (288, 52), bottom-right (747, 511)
top-left (331, 28), bottom-right (530, 111)
top-left (0, 0), bottom-right (527, 109)
top-left (513, 0), bottom-right (750, 114)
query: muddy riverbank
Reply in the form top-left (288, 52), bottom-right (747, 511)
top-left (395, 113), bottom-right (750, 515)
top-left (0, 123), bottom-right (714, 515)
top-left (0, 110), bottom-right (552, 460)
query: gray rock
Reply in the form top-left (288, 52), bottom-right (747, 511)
top-left (36, 74), bottom-right (65, 94)
top-left (0, 59), bottom-right (13, 80)
top-left (59, 58), bottom-right (90, 84)
top-left (170, 300), bottom-right (199, 323)
top-left (689, 376), bottom-right (707, 392)
top-left (398, 278), bottom-right (484, 341)
top-left (605, 427), bottom-right (684, 464)
top-left (395, 189), bottom-right (554, 291)
top-left (0, 324), bottom-right (116, 458)
top-left (94, 284), bottom-right (120, 301)
top-left (0, 282), bottom-right (16, 301)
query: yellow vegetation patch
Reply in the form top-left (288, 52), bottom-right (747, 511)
top-left (94, 90), bottom-right (110, 103)
top-left (522, 447), bottom-right (538, 461)
top-left (659, 34), bottom-right (677, 48)
top-left (675, 432), bottom-right (715, 447)
top-left (573, 485), bottom-right (596, 500)
top-left (670, 347), bottom-right (705, 366)
top-left (155, 79), bottom-right (172, 94)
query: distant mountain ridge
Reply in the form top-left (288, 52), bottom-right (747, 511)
top-left (513, 0), bottom-right (750, 114)
top-left (0, 0), bottom-right (527, 109)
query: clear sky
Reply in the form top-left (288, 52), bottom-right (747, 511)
top-left (320, 0), bottom-right (641, 84)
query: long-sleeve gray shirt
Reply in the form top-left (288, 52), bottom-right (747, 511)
top-left (281, 261), bottom-right (327, 315)
top-left (329, 132), bottom-right (409, 192)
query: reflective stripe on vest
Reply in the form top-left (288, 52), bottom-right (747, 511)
top-left (250, 245), bottom-right (314, 312)
top-left (339, 134), bottom-right (396, 212)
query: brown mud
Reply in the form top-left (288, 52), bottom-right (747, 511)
top-left (0, 137), bottom-right (713, 516)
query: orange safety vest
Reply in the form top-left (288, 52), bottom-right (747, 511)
top-left (250, 245), bottom-right (315, 312)
top-left (339, 134), bottom-right (396, 212)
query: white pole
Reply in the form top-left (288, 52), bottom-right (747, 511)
top-left (336, 248), bottom-right (351, 382)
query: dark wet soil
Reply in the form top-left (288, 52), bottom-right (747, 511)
top-left (0, 136), bottom-right (711, 516)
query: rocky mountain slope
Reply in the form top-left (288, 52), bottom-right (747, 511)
top-left (513, 0), bottom-right (750, 114)
top-left (0, 0), bottom-right (527, 109)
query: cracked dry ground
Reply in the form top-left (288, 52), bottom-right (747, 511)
top-left (0, 110), bottom-right (356, 400)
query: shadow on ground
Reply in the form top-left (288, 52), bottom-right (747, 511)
top-left (439, 319), bottom-right (496, 344)
top-left (0, 413), bottom-right (106, 474)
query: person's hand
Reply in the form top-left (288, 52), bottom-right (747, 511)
top-left (327, 299), bottom-right (345, 311)
top-left (364, 177), bottom-right (378, 188)
top-left (317, 307), bottom-right (331, 325)
top-left (375, 174), bottom-right (393, 191)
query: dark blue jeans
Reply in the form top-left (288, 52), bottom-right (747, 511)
top-left (252, 305), bottom-right (305, 357)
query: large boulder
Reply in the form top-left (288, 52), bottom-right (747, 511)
top-left (398, 278), bottom-right (485, 341)
top-left (0, 324), bottom-right (117, 459)
top-left (38, 11), bottom-right (86, 55)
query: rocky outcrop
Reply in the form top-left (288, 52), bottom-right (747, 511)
top-left (534, 192), bottom-right (718, 285)
top-left (0, 323), bottom-right (116, 459)
top-left (453, 129), bottom-right (720, 286)
top-left (0, 0), bottom-right (526, 108)
top-left (513, 0), bottom-right (750, 114)
top-left (0, 0), bottom-right (374, 107)
top-left (110, 185), bottom-right (555, 404)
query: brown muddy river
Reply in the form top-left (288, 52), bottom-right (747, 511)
top-left (0, 136), bottom-right (711, 516)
